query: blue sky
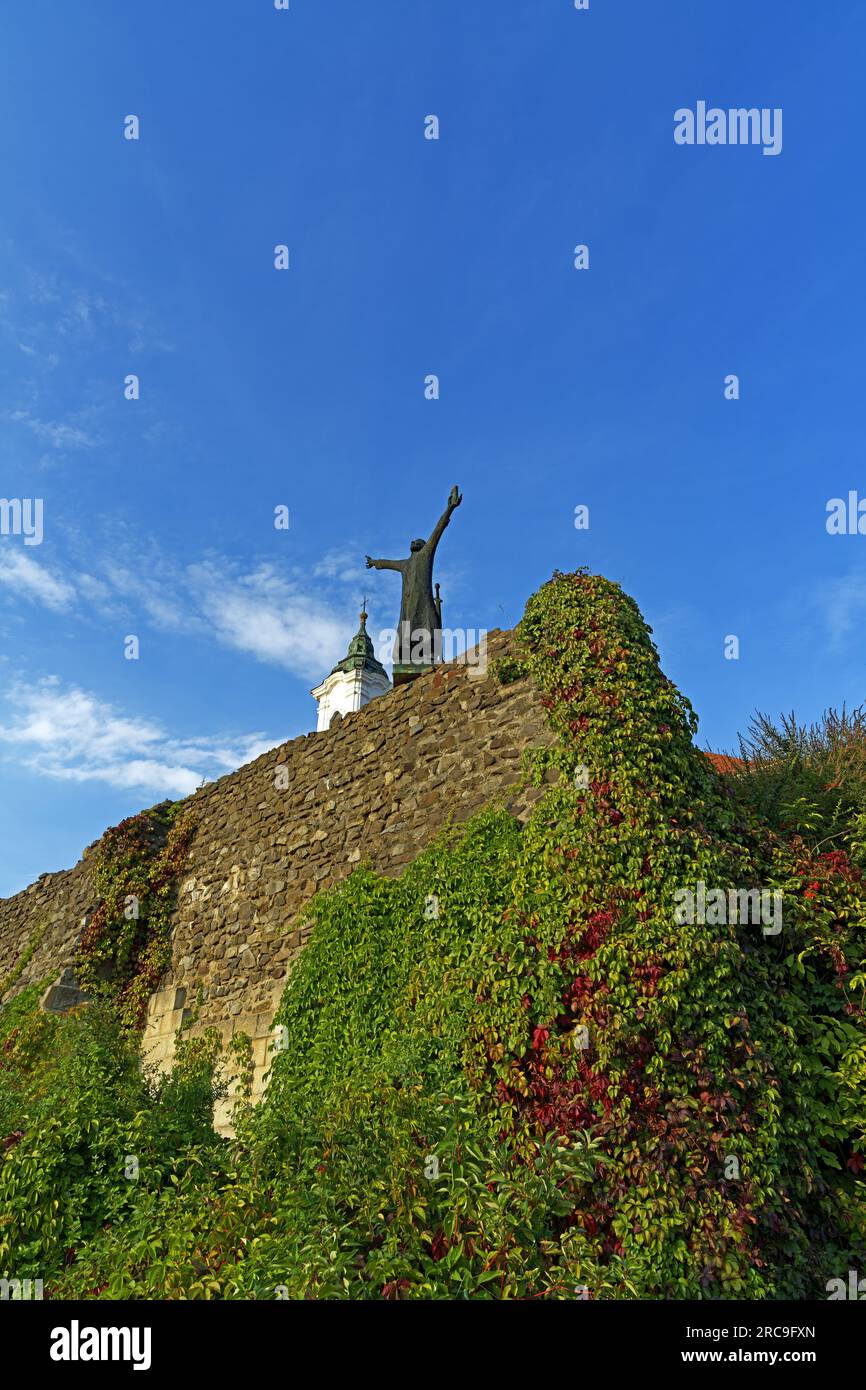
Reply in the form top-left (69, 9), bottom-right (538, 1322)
top-left (1, 0), bottom-right (864, 897)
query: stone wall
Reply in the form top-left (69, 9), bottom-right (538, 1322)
top-left (0, 861), bottom-right (95, 1012)
top-left (0, 629), bottom-right (554, 1130)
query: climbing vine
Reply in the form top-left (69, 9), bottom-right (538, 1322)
top-left (491, 655), bottom-right (526, 686)
top-left (493, 570), bottom-right (866, 1294)
top-left (75, 802), bottom-right (195, 1032)
top-left (1, 570), bottom-right (863, 1299)
top-left (0, 921), bottom-right (48, 1003)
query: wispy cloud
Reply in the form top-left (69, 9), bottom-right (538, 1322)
top-left (8, 409), bottom-right (98, 450)
top-left (312, 547), bottom-right (370, 586)
top-left (98, 556), bottom-right (192, 631)
top-left (189, 560), bottom-right (349, 680)
top-left (817, 572), bottom-right (866, 646)
top-left (12, 263), bottom-right (169, 356)
top-left (0, 676), bottom-right (274, 797)
top-left (0, 528), bottom-right (365, 683)
top-left (1, 253), bottom-right (174, 481)
top-left (0, 549), bottom-right (76, 610)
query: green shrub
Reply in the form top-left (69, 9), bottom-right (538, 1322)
top-left (0, 995), bottom-right (225, 1291)
top-left (2, 570), bottom-right (863, 1299)
top-left (726, 706), bottom-right (866, 868)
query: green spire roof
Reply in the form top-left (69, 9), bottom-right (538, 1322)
top-left (330, 609), bottom-right (388, 679)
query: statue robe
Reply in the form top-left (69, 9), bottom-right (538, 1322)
top-left (372, 505), bottom-right (453, 666)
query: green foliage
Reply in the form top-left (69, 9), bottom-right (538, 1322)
top-left (0, 992), bottom-right (225, 1292)
top-left (0, 979), bottom-right (56, 1141)
top-left (727, 705), bottom-right (866, 867)
top-left (1, 569), bottom-right (863, 1299)
top-left (75, 801), bottom-right (195, 1032)
top-left (491, 655), bottom-right (527, 686)
top-left (0, 922), bottom-right (49, 1003)
top-left (724, 705), bottom-right (866, 1023)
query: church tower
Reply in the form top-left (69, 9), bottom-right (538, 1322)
top-left (311, 608), bottom-right (390, 732)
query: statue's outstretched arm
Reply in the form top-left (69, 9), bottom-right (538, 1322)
top-left (427, 484), bottom-right (462, 552)
top-left (366, 555), bottom-right (404, 571)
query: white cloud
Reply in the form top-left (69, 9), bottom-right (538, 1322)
top-left (0, 676), bottom-right (274, 797)
top-left (99, 558), bottom-right (191, 631)
top-left (76, 572), bottom-right (114, 606)
top-left (0, 531), bottom-right (364, 684)
top-left (312, 548), bottom-right (369, 585)
top-left (0, 549), bottom-right (76, 610)
top-left (188, 561), bottom-right (349, 679)
top-left (9, 409), bottom-right (97, 450)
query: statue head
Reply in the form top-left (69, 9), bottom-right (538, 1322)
top-left (410, 538), bottom-right (426, 553)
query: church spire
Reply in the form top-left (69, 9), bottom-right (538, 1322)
top-left (310, 605), bottom-right (390, 731)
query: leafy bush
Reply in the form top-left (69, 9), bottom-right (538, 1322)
top-left (0, 996), bottom-right (225, 1291)
top-left (726, 706), bottom-right (866, 869)
top-left (1, 569), bottom-right (863, 1299)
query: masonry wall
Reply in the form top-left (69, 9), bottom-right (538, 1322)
top-left (0, 861), bottom-right (94, 1011)
top-left (0, 630), bottom-right (554, 1129)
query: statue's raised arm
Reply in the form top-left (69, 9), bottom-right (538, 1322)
top-left (427, 485), bottom-right (462, 553)
top-left (366, 554), bottom-right (405, 571)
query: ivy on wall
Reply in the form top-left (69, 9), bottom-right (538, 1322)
top-left (1, 569), bottom-right (863, 1299)
top-left (0, 921), bottom-right (48, 1004)
top-left (74, 802), bottom-right (195, 1032)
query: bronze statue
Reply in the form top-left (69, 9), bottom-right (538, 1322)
top-left (366, 485), bottom-right (462, 681)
